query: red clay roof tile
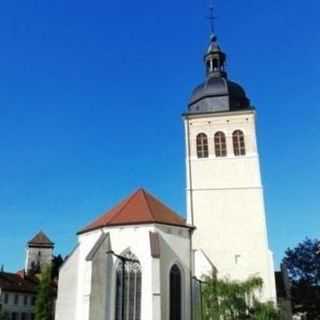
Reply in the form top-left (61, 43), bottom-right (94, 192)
top-left (0, 272), bottom-right (38, 294)
top-left (79, 189), bottom-right (190, 234)
top-left (28, 231), bottom-right (54, 248)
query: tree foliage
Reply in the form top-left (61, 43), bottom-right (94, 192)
top-left (0, 311), bottom-right (9, 320)
top-left (200, 275), bottom-right (279, 320)
top-left (51, 254), bottom-right (64, 280)
top-left (282, 237), bottom-right (320, 319)
top-left (34, 264), bottom-right (54, 320)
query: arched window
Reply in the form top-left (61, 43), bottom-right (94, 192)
top-left (196, 133), bottom-right (209, 158)
top-left (214, 131), bottom-right (227, 157)
top-left (170, 265), bottom-right (182, 320)
top-left (212, 58), bottom-right (218, 71)
top-left (206, 61), bottom-right (211, 73)
top-left (115, 251), bottom-right (141, 320)
top-left (233, 130), bottom-right (246, 156)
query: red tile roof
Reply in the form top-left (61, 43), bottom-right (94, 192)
top-left (28, 231), bottom-right (54, 248)
top-left (79, 189), bottom-right (191, 234)
top-left (0, 272), bottom-right (38, 294)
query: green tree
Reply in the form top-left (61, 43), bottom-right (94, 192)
top-left (200, 275), bottom-right (279, 320)
top-left (0, 311), bottom-right (9, 320)
top-left (51, 254), bottom-right (64, 280)
top-left (250, 301), bottom-right (281, 320)
top-left (34, 264), bottom-right (54, 320)
top-left (283, 237), bottom-right (320, 319)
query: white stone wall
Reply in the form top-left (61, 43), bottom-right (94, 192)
top-left (55, 223), bottom-right (192, 320)
top-left (0, 291), bottom-right (36, 320)
top-left (185, 110), bottom-right (277, 302)
top-left (156, 224), bottom-right (192, 320)
top-left (55, 246), bottom-right (80, 320)
top-left (25, 247), bottom-right (53, 273)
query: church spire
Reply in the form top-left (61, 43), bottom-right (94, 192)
top-left (204, 3), bottom-right (227, 79)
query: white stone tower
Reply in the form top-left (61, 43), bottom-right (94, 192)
top-left (184, 34), bottom-right (276, 302)
top-left (25, 231), bottom-right (54, 274)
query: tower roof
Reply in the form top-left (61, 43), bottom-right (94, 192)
top-left (79, 189), bottom-right (191, 234)
top-left (187, 34), bottom-right (251, 115)
top-left (28, 231), bottom-right (54, 248)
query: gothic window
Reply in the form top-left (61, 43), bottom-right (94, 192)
top-left (214, 131), bottom-right (227, 157)
top-left (233, 130), bottom-right (246, 156)
top-left (170, 265), bottom-right (182, 320)
top-left (196, 133), bottom-right (209, 158)
top-left (115, 251), bottom-right (142, 320)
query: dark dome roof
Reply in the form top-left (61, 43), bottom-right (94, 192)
top-left (186, 34), bottom-right (251, 115)
top-left (188, 77), bottom-right (251, 114)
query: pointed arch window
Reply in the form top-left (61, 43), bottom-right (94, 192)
top-left (233, 130), bottom-right (246, 156)
top-left (115, 251), bottom-right (142, 320)
top-left (170, 264), bottom-right (182, 320)
top-left (214, 131), bottom-right (227, 157)
top-left (196, 133), bottom-right (209, 158)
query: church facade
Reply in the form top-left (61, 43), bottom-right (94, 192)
top-left (55, 189), bottom-right (193, 320)
top-left (55, 33), bottom-right (276, 320)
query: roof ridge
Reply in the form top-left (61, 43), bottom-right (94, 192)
top-left (107, 189), bottom-right (141, 226)
top-left (141, 189), bottom-right (156, 221)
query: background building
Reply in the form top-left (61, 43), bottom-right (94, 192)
top-left (0, 271), bottom-right (37, 320)
top-left (0, 231), bottom-right (54, 320)
top-left (25, 232), bottom-right (54, 274)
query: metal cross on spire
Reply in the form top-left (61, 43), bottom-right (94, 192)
top-left (208, 2), bottom-right (216, 35)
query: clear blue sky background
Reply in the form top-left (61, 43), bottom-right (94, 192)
top-left (0, 0), bottom-right (319, 271)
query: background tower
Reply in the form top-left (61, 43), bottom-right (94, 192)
top-left (184, 34), bottom-right (276, 302)
top-left (25, 231), bottom-right (54, 274)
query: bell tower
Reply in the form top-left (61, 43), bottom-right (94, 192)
top-left (184, 34), bottom-right (276, 302)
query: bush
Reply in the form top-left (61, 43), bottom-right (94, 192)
top-left (199, 275), bottom-right (280, 320)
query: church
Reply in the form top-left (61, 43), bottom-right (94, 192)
top-left (55, 32), bottom-right (277, 320)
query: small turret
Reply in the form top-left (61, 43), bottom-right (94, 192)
top-left (25, 231), bottom-right (54, 274)
top-left (205, 34), bottom-right (227, 78)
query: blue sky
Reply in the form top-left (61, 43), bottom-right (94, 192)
top-left (0, 0), bottom-right (319, 271)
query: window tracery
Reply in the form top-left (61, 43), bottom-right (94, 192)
top-left (115, 251), bottom-right (141, 320)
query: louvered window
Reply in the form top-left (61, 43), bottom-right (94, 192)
top-left (196, 133), bottom-right (209, 158)
top-left (214, 131), bottom-right (227, 157)
top-left (233, 130), bottom-right (246, 156)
